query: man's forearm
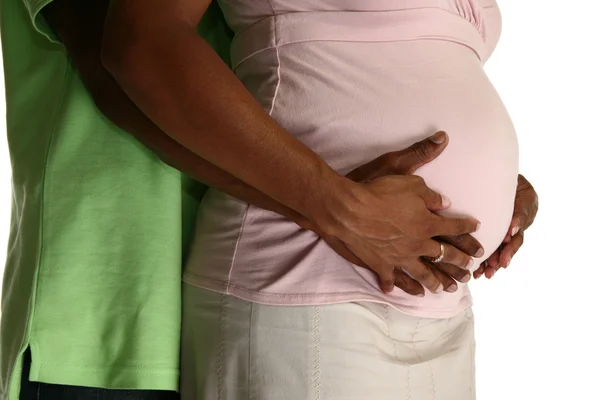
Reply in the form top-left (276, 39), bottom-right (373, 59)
top-left (42, 1), bottom-right (316, 233)
top-left (87, 62), bottom-right (314, 231)
top-left (101, 1), bottom-right (352, 232)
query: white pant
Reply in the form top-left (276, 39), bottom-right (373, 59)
top-left (181, 284), bottom-right (476, 400)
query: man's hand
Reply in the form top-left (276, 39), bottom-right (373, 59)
top-left (320, 131), bottom-right (484, 296)
top-left (319, 132), bottom-right (482, 295)
top-left (473, 174), bottom-right (538, 279)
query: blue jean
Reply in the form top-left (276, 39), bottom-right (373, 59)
top-left (19, 351), bottom-right (179, 400)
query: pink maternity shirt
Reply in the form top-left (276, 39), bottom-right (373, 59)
top-left (183, 0), bottom-right (519, 318)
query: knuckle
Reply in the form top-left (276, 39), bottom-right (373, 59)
top-left (419, 221), bottom-right (436, 238)
top-left (439, 263), bottom-right (457, 277)
top-left (413, 270), bottom-right (430, 282)
top-left (407, 174), bottom-right (425, 188)
top-left (408, 240), bottom-right (425, 255)
top-left (453, 269), bottom-right (469, 282)
top-left (453, 250), bottom-right (471, 269)
top-left (443, 247), bottom-right (462, 267)
top-left (425, 276), bottom-right (440, 290)
top-left (411, 141), bottom-right (431, 162)
top-left (421, 239), bottom-right (435, 255)
top-left (452, 235), bottom-right (474, 254)
top-left (436, 272), bottom-right (452, 285)
top-left (467, 242), bottom-right (480, 256)
top-left (444, 235), bottom-right (467, 253)
top-left (461, 254), bottom-right (472, 269)
top-left (455, 220), bottom-right (471, 235)
top-left (411, 266), bottom-right (434, 283)
top-left (412, 175), bottom-right (425, 185)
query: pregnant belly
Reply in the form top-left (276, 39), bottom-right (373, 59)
top-left (184, 35), bottom-right (518, 313)
top-left (236, 39), bottom-right (519, 263)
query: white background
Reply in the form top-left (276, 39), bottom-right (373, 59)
top-left (1, 1), bottom-right (599, 399)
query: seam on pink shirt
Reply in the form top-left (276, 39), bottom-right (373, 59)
top-left (268, 24), bottom-right (282, 115)
top-left (265, 0), bottom-right (282, 116)
top-left (225, 204), bottom-right (251, 294)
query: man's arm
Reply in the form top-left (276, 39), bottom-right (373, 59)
top-left (42, 0), bottom-right (315, 232)
top-left (100, 0), bottom-right (354, 231)
top-left (98, 0), bottom-right (484, 293)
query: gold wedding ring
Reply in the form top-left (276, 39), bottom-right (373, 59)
top-left (429, 242), bottom-right (445, 264)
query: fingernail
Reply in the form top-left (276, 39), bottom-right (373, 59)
top-left (417, 292), bottom-right (425, 297)
top-left (447, 283), bottom-right (458, 293)
top-left (488, 269), bottom-right (496, 278)
top-left (460, 274), bottom-right (471, 283)
top-left (441, 195), bottom-right (451, 208)
top-left (475, 222), bottom-right (481, 232)
top-left (511, 226), bottom-right (520, 236)
top-left (430, 131), bottom-right (446, 144)
top-left (434, 283), bottom-right (444, 293)
top-left (505, 257), bottom-right (511, 268)
top-left (475, 248), bottom-right (484, 258)
top-left (467, 258), bottom-right (474, 269)
top-left (474, 273), bottom-right (481, 280)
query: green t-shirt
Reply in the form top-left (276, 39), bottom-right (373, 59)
top-left (0, 1), bottom-right (233, 399)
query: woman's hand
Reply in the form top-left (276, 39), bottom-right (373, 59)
top-left (473, 174), bottom-right (539, 279)
top-left (316, 131), bottom-right (484, 296)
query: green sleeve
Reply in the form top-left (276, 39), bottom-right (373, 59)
top-left (21, 0), bottom-right (60, 43)
top-left (23, 0), bottom-right (233, 63)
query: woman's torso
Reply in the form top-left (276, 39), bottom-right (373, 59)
top-left (183, 0), bottom-right (519, 318)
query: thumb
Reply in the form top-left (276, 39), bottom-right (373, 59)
top-left (400, 131), bottom-right (448, 175)
top-left (346, 131), bottom-right (449, 182)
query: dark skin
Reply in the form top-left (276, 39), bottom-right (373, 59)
top-left (474, 174), bottom-right (539, 279)
top-left (42, 0), bottom-right (486, 296)
top-left (339, 133), bottom-right (479, 295)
